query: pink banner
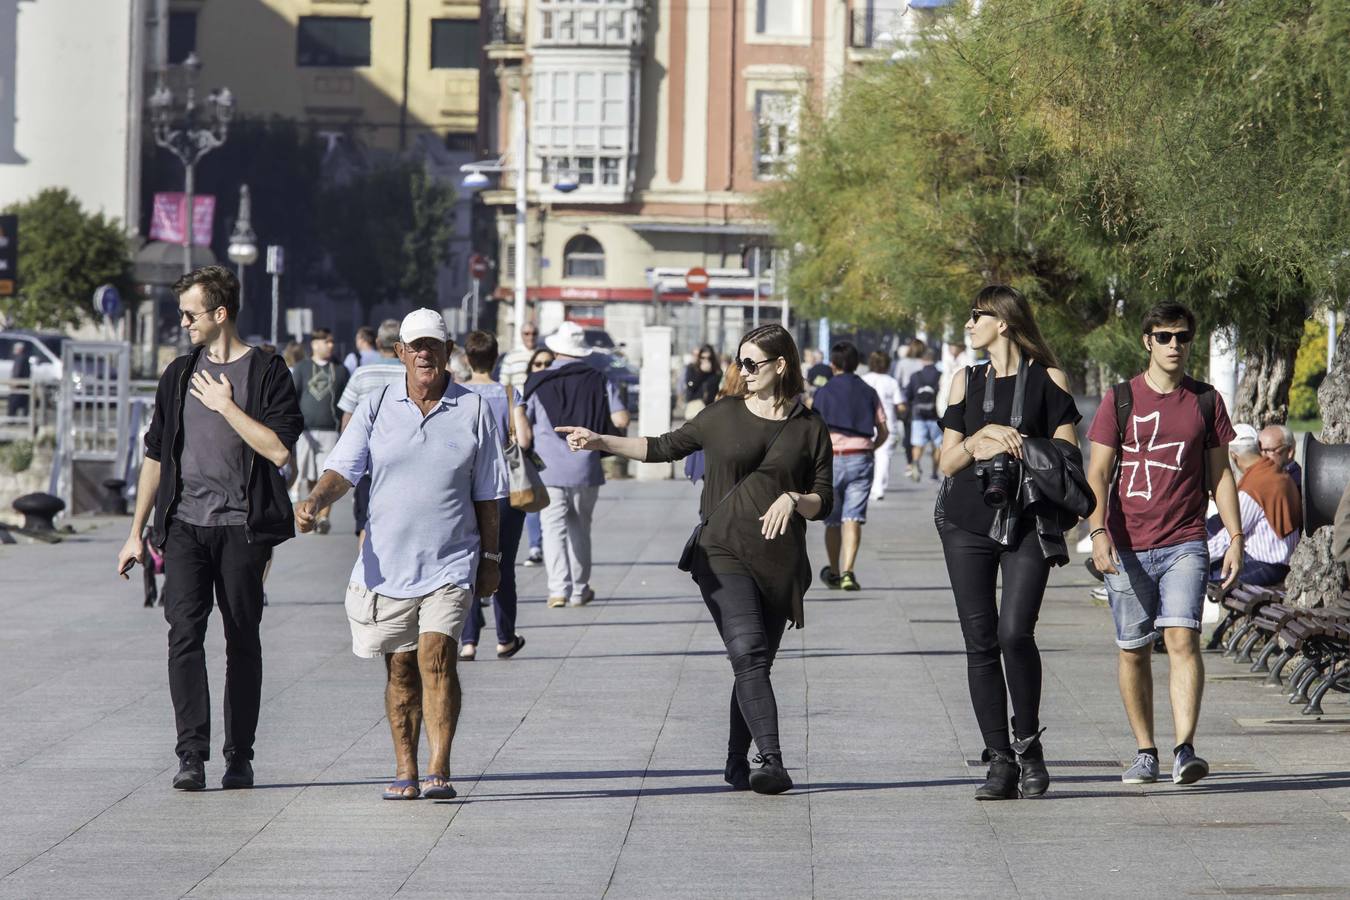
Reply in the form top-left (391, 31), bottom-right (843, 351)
top-left (149, 193), bottom-right (215, 246)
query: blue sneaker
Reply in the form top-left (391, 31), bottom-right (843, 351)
top-left (1122, 751), bottom-right (1159, 784)
top-left (1172, 745), bottom-right (1210, 785)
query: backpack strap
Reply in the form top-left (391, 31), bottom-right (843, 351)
top-left (1113, 379), bottom-right (1134, 445)
top-left (370, 384), bottom-right (390, 430)
top-left (1194, 380), bottom-right (1217, 447)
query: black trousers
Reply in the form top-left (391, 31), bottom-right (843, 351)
top-left (694, 570), bottom-right (789, 758)
top-left (939, 522), bottom-right (1051, 751)
top-left (162, 521), bottom-right (271, 761)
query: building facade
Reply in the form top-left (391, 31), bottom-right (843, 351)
top-left (169, 0), bottom-right (487, 330)
top-left (0, 0), bottom-right (145, 229)
top-left (479, 0), bottom-right (952, 360)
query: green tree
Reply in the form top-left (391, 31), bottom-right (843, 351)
top-left (1, 188), bottom-right (131, 329)
top-left (318, 160), bottom-right (455, 313)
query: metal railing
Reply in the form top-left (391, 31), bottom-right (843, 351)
top-left (0, 378), bottom-right (57, 443)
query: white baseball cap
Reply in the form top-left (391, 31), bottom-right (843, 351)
top-left (399, 308), bottom-right (448, 345)
top-left (1231, 423), bottom-right (1260, 446)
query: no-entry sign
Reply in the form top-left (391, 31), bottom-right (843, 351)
top-left (470, 254), bottom-right (489, 279)
top-left (685, 267), bottom-right (709, 293)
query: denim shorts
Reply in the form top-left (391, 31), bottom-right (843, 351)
top-left (825, 452), bottom-right (874, 526)
top-left (1103, 540), bottom-right (1208, 649)
top-left (909, 418), bottom-right (943, 448)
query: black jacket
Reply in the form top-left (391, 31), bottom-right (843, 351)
top-left (987, 437), bottom-right (1095, 566)
top-left (144, 346), bottom-right (304, 549)
top-left (522, 361), bottom-right (624, 438)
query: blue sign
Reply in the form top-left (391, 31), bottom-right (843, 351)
top-left (93, 284), bottom-right (122, 318)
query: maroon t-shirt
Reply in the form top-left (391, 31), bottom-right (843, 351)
top-left (1086, 374), bottom-right (1236, 551)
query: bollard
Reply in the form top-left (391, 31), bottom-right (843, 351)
top-left (101, 478), bottom-right (128, 515)
top-left (13, 492), bottom-right (65, 532)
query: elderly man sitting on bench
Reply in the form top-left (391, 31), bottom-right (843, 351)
top-left (1206, 424), bottom-right (1302, 587)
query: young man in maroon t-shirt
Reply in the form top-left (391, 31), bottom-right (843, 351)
top-left (1085, 302), bottom-right (1243, 788)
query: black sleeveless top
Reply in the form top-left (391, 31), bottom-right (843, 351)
top-left (938, 361), bottom-right (1082, 535)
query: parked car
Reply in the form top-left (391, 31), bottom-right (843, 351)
top-left (0, 331), bottom-right (66, 397)
top-left (583, 328), bottom-right (616, 351)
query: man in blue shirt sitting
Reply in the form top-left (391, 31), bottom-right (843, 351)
top-left (296, 309), bottom-right (508, 801)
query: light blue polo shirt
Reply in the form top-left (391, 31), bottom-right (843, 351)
top-left (324, 378), bottom-right (508, 598)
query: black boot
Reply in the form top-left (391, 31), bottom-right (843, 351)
top-left (724, 754), bottom-right (750, 791)
top-left (974, 748), bottom-right (1020, 801)
top-left (1012, 728), bottom-right (1049, 798)
top-left (173, 753), bottom-right (206, 792)
top-left (749, 753), bottom-right (793, 795)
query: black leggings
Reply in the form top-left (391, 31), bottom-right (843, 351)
top-left (695, 570), bottom-right (789, 758)
top-left (939, 522), bottom-right (1051, 751)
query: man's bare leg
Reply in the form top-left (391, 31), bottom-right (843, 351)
top-left (840, 521), bottom-right (863, 573)
top-left (417, 632), bottom-right (460, 778)
top-left (1118, 646), bottom-right (1155, 750)
top-left (1163, 627), bottom-right (1203, 746)
top-left (385, 651), bottom-right (422, 797)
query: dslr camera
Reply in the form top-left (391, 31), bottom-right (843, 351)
top-left (974, 453), bottom-right (1020, 510)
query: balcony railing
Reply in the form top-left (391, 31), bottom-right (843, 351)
top-left (535, 1), bottom-right (645, 49)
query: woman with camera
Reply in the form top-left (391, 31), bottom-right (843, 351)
top-left (556, 324), bottom-right (833, 795)
top-left (937, 285), bottom-right (1082, 800)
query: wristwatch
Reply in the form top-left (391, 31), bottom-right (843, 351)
top-left (482, 551), bottom-right (503, 563)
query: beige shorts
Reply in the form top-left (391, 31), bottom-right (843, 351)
top-left (344, 581), bottom-right (471, 658)
top-left (295, 429), bottom-right (338, 485)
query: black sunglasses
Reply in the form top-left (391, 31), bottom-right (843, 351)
top-left (736, 355), bottom-right (781, 374)
top-left (1148, 330), bottom-right (1194, 346)
top-left (970, 309), bottom-right (994, 322)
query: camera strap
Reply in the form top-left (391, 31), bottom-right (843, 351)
top-left (980, 357), bottom-right (1029, 429)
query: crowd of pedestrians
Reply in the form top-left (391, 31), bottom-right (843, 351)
top-left (118, 264), bottom-right (1306, 804)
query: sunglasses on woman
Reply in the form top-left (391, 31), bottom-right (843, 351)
top-left (969, 309), bottom-right (994, 322)
top-left (1147, 330), bottom-right (1194, 345)
top-left (736, 355), bottom-right (781, 374)
top-left (531, 360), bottom-right (552, 370)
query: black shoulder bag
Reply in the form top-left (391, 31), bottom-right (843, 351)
top-left (678, 402), bottom-right (798, 572)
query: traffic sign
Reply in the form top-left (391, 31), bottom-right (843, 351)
top-left (685, 267), bottom-right (709, 293)
top-left (93, 284), bottom-right (122, 318)
top-left (0, 214), bottom-right (17, 296)
top-left (266, 245), bottom-right (285, 275)
top-left (469, 253), bottom-right (489, 279)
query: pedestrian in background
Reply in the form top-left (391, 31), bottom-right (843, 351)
top-left (904, 349), bottom-right (943, 481)
top-left (290, 328), bottom-right (348, 535)
top-left (459, 330), bottom-right (529, 661)
top-left (804, 348), bottom-right (833, 394)
top-left (524, 321), bottom-right (629, 608)
top-left (116, 265), bottom-right (302, 792)
top-left (938, 284), bottom-right (1080, 801)
top-left (861, 350), bottom-right (903, 502)
top-left (336, 319), bottom-right (405, 543)
top-left (496, 320), bottom-right (540, 392)
top-left (683, 343), bottom-right (721, 420)
top-left (521, 347), bottom-right (556, 567)
top-left (343, 326), bottom-right (380, 374)
top-left (892, 338), bottom-right (927, 448)
top-left (557, 323), bottom-right (833, 795)
top-left (812, 341), bottom-right (888, 592)
top-left (297, 309), bottom-right (508, 801)
top-left (937, 340), bottom-right (975, 417)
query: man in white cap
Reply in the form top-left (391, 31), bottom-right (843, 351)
top-left (295, 308), bottom-right (508, 800)
top-left (1206, 423), bottom-right (1302, 587)
top-left (523, 320), bottom-right (630, 608)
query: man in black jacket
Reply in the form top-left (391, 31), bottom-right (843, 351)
top-left (116, 265), bottom-right (303, 792)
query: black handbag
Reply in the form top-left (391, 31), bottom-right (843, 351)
top-left (678, 402), bottom-right (797, 572)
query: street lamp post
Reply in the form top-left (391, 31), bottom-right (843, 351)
top-left (149, 52), bottom-right (233, 277)
top-left (459, 91), bottom-right (577, 349)
top-left (227, 184), bottom-right (259, 311)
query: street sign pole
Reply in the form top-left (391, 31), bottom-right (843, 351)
top-left (266, 245), bottom-right (284, 346)
top-left (471, 277), bottom-right (480, 332)
top-left (685, 267), bottom-right (710, 348)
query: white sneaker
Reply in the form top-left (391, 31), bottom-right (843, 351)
top-left (1091, 586), bottom-right (1109, 601)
